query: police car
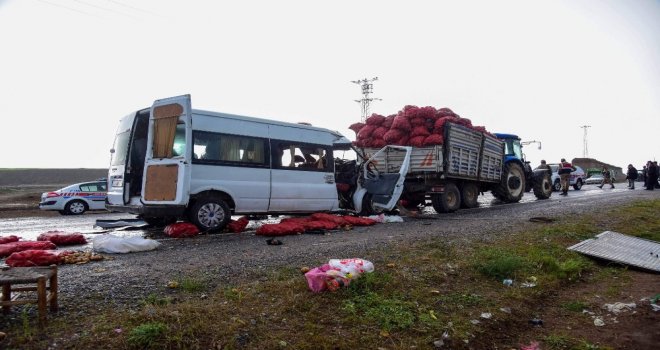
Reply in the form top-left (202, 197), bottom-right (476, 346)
top-left (548, 164), bottom-right (586, 191)
top-left (39, 180), bottom-right (108, 215)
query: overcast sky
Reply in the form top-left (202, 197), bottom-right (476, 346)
top-left (1, 0), bottom-right (658, 170)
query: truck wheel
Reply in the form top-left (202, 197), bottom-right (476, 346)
top-left (553, 179), bottom-right (561, 192)
top-left (188, 196), bottom-right (231, 232)
top-left (573, 179), bottom-right (583, 190)
top-left (359, 194), bottom-right (385, 216)
top-left (460, 183), bottom-right (479, 209)
top-left (533, 172), bottom-right (552, 199)
top-left (64, 200), bottom-right (87, 215)
top-left (492, 162), bottom-right (525, 203)
top-left (432, 182), bottom-right (461, 213)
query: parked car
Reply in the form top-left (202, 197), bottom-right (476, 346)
top-left (584, 174), bottom-right (604, 185)
top-left (39, 180), bottom-right (108, 215)
top-left (548, 164), bottom-right (586, 191)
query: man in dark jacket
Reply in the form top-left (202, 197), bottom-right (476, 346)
top-left (646, 161), bottom-right (658, 191)
top-left (626, 164), bottom-right (638, 189)
top-left (558, 158), bottom-right (575, 195)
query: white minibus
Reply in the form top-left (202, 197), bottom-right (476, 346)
top-left (106, 95), bottom-right (410, 231)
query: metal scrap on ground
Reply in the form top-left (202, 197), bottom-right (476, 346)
top-left (568, 231), bottom-right (660, 272)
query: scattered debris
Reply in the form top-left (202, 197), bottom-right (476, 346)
top-left (499, 307), bottom-right (512, 314)
top-left (62, 251), bottom-right (104, 264)
top-left (568, 231), bottom-right (660, 272)
top-left (603, 302), bottom-right (636, 314)
top-left (520, 341), bottom-right (540, 350)
top-left (502, 279), bottom-right (513, 286)
top-left (528, 318), bottom-right (543, 327)
top-left (266, 238), bottom-right (283, 246)
top-left (480, 312), bottom-right (492, 319)
top-left (300, 266), bottom-right (310, 274)
top-left (470, 319), bottom-right (480, 325)
top-left (94, 218), bottom-right (148, 229)
top-left (304, 258), bottom-right (374, 292)
top-left (593, 317), bottom-right (605, 327)
top-left (529, 217), bottom-right (556, 223)
top-left (167, 281), bottom-right (179, 289)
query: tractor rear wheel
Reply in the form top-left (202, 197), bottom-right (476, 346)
top-left (533, 172), bottom-right (552, 199)
top-left (491, 162), bottom-right (525, 203)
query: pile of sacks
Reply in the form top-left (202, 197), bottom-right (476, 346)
top-left (349, 105), bottom-right (494, 148)
top-left (0, 231), bottom-right (96, 267)
top-left (256, 213), bottom-right (376, 236)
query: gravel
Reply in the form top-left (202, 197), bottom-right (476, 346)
top-left (1, 188), bottom-right (658, 324)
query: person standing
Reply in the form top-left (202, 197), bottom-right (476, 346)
top-left (598, 166), bottom-right (614, 189)
top-left (558, 158), bottom-right (575, 196)
top-left (655, 161), bottom-right (660, 189)
top-left (626, 164), bottom-right (638, 189)
top-left (648, 161), bottom-right (659, 190)
top-left (537, 160), bottom-right (551, 172)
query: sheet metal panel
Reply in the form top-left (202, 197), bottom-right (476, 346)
top-left (446, 124), bottom-right (482, 179)
top-left (364, 147), bottom-right (442, 173)
top-left (480, 136), bottom-right (504, 182)
top-left (568, 231), bottom-right (660, 272)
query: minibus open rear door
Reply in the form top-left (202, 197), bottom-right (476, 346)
top-left (141, 95), bottom-right (192, 206)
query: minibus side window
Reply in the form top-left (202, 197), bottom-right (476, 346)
top-left (192, 131), bottom-right (267, 166)
top-left (273, 142), bottom-right (331, 171)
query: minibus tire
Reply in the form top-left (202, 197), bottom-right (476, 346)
top-left (188, 197), bottom-right (231, 232)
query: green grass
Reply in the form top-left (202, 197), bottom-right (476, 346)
top-left (127, 322), bottom-right (167, 348)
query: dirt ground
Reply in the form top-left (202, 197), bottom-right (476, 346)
top-left (1, 180), bottom-right (659, 349)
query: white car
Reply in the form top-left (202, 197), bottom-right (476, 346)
top-left (584, 174), bottom-right (604, 185)
top-left (548, 164), bottom-right (586, 191)
top-left (39, 180), bottom-right (108, 215)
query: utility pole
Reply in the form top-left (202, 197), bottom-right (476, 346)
top-left (351, 77), bottom-right (381, 122)
top-left (580, 125), bottom-right (591, 158)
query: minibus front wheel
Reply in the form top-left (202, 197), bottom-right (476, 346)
top-left (188, 196), bottom-right (231, 232)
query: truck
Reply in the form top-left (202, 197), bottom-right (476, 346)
top-left (360, 123), bottom-right (552, 214)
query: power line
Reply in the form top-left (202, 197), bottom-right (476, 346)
top-left (72, 0), bottom-right (139, 19)
top-left (580, 125), bottom-right (591, 158)
top-left (37, 0), bottom-right (103, 18)
top-left (351, 77), bottom-right (381, 123)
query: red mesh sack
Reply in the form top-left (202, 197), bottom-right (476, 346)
top-left (436, 108), bottom-right (456, 118)
top-left (395, 136), bottom-right (410, 146)
top-left (336, 183), bottom-right (351, 192)
top-left (349, 122), bottom-right (365, 134)
top-left (434, 116), bottom-right (457, 130)
top-left (473, 126), bottom-right (487, 133)
top-left (164, 222), bottom-right (200, 238)
top-left (0, 241), bottom-right (57, 258)
top-left (0, 236), bottom-right (20, 245)
top-left (409, 116), bottom-right (426, 127)
top-left (401, 105), bottom-right (420, 118)
top-left (371, 139), bottom-right (386, 148)
top-left (342, 216), bottom-right (377, 226)
top-left (383, 129), bottom-right (404, 144)
top-left (365, 114), bottom-right (386, 126)
top-left (227, 216), bottom-right (250, 233)
top-left (5, 250), bottom-right (64, 267)
top-left (256, 222), bottom-right (305, 236)
top-left (391, 115), bottom-right (411, 131)
top-left (310, 213), bottom-right (350, 226)
top-left (37, 231), bottom-right (87, 246)
top-left (303, 220), bottom-right (339, 230)
top-left (423, 134), bottom-right (444, 146)
top-left (456, 118), bottom-right (472, 127)
top-left (411, 126), bottom-right (431, 137)
top-left (382, 115), bottom-right (396, 128)
top-left (280, 217), bottom-right (310, 225)
top-left (409, 136), bottom-right (426, 147)
top-left (419, 106), bottom-right (437, 119)
top-left (372, 126), bottom-right (388, 139)
top-left (357, 125), bottom-right (376, 140)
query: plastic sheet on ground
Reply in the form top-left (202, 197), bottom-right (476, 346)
top-left (367, 214), bottom-right (404, 223)
top-left (94, 218), bottom-right (149, 229)
top-left (568, 231), bottom-right (660, 272)
top-left (92, 234), bottom-right (161, 254)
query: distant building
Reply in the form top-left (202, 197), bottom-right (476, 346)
top-left (572, 158), bottom-right (624, 182)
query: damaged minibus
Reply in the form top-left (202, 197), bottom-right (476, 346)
top-left (106, 95), bottom-right (411, 231)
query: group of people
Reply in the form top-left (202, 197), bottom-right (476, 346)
top-left (639, 161), bottom-right (660, 190)
top-left (537, 158), bottom-right (660, 195)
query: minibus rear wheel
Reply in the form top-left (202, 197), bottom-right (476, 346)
top-left (189, 196), bottom-right (231, 232)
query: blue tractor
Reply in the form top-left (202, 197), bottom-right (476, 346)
top-left (493, 133), bottom-right (552, 201)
